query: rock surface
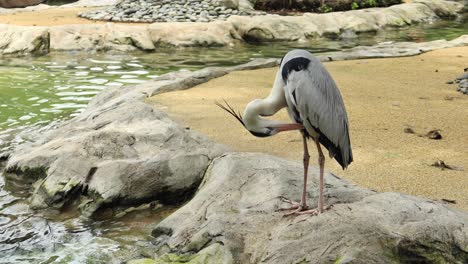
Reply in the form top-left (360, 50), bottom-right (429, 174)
top-left (0, 24), bottom-right (49, 55)
top-left (320, 34), bottom-right (468, 60)
top-left (3, 44), bottom-right (468, 262)
top-left (148, 21), bottom-right (241, 47)
top-left (149, 153), bottom-right (468, 263)
top-left (0, 0), bottom-right (43, 8)
top-left (229, 0), bottom-right (463, 42)
top-left (4, 67), bottom-right (232, 216)
top-left (63, 0), bottom-right (118, 7)
top-left (49, 24), bottom-right (156, 52)
top-left (453, 71), bottom-right (468, 94)
top-left (1, 58), bottom-right (278, 216)
top-left (4, 36), bottom-right (468, 215)
top-left (0, 0), bottom-right (464, 54)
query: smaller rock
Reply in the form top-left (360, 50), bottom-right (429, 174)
top-left (426, 130), bottom-right (442, 140)
top-left (403, 127), bottom-right (415, 134)
top-left (456, 73), bottom-right (468, 80)
top-left (431, 159), bottom-right (464, 171)
top-left (446, 80), bottom-right (454, 84)
top-left (124, 8), bottom-right (138, 15)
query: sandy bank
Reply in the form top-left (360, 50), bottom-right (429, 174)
top-left (0, 7), bottom-right (149, 26)
top-left (148, 46), bottom-right (468, 210)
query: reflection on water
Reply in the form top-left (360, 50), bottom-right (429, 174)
top-left (0, 14), bottom-right (467, 263)
top-left (0, 162), bottom-right (174, 263)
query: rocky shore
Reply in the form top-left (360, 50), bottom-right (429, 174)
top-left (0, 0), bottom-right (464, 55)
top-left (1, 1), bottom-right (468, 262)
top-left (455, 71), bottom-right (468, 94)
top-left (3, 41), bottom-right (468, 262)
top-left (79, 0), bottom-right (260, 23)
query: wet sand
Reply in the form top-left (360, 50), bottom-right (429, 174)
top-left (148, 47), bottom-right (468, 210)
top-left (0, 7), bottom-right (150, 26)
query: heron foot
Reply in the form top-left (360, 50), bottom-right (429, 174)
top-left (284, 205), bottom-right (332, 216)
top-left (278, 196), bottom-right (307, 211)
top-left (278, 196), bottom-right (332, 217)
top-left (277, 196), bottom-right (307, 212)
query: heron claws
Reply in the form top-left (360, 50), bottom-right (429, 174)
top-left (281, 204), bottom-right (333, 217)
top-left (279, 196), bottom-right (300, 206)
top-left (277, 197), bottom-right (307, 212)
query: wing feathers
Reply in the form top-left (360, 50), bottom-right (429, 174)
top-left (283, 57), bottom-right (353, 169)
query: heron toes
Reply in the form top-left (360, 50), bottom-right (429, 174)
top-left (278, 196), bottom-right (333, 217)
top-left (284, 205), bottom-right (333, 217)
top-left (277, 196), bottom-right (307, 212)
top-left (283, 207), bottom-right (320, 217)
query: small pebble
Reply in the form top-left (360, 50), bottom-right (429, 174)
top-left (441, 198), bottom-right (456, 204)
top-left (456, 73), bottom-right (468, 80)
top-left (78, 0), bottom-right (263, 23)
top-left (426, 130), bottom-right (442, 140)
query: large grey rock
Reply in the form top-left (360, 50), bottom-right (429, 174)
top-left (5, 68), bottom-right (231, 216)
top-left (63, 0), bottom-right (118, 7)
top-left (0, 0), bottom-right (43, 8)
top-left (1, 58), bottom-right (278, 217)
top-left (148, 21), bottom-right (241, 47)
top-left (0, 24), bottom-right (49, 55)
top-left (229, 15), bottom-right (319, 42)
top-left (229, 0), bottom-right (463, 42)
top-left (215, 0), bottom-right (239, 9)
top-left (150, 153), bottom-right (468, 263)
top-left (323, 35), bottom-right (468, 60)
top-left (238, 0), bottom-right (254, 11)
top-left (49, 24), bottom-right (155, 52)
top-left (0, 2), bottom-right (49, 14)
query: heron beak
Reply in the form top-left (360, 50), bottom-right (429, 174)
top-left (271, 123), bottom-right (304, 133)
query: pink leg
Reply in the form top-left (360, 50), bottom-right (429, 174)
top-left (315, 137), bottom-right (325, 213)
top-left (280, 134), bottom-right (309, 212)
top-left (300, 134), bottom-right (310, 209)
top-left (281, 136), bottom-right (331, 216)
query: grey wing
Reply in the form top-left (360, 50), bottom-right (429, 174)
top-left (284, 59), bottom-right (353, 169)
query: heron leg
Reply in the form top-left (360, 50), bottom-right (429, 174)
top-left (300, 133), bottom-right (310, 209)
top-left (281, 136), bottom-right (331, 216)
top-left (315, 137), bottom-right (325, 213)
top-left (279, 134), bottom-right (311, 215)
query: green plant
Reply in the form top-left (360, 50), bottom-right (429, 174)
top-left (363, 0), bottom-right (378, 7)
top-left (351, 2), bottom-right (359, 9)
top-left (318, 4), bottom-right (333, 13)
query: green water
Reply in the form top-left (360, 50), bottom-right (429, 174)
top-left (0, 15), bottom-right (467, 263)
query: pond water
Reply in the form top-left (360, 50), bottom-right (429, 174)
top-left (0, 14), bottom-right (467, 263)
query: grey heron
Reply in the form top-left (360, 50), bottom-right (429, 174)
top-left (217, 49), bottom-right (353, 215)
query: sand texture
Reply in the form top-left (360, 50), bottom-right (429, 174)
top-left (0, 7), bottom-right (149, 26)
top-left (148, 47), bottom-right (468, 210)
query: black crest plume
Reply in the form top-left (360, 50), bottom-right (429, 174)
top-left (215, 100), bottom-right (245, 127)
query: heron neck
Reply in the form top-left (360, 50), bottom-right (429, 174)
top-left (243, 72), bottom-right (288, 130)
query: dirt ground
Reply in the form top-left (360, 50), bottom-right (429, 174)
top-left (148, 47), bottom-right (468, 210)
top-left (0, 6), bottom-right (150, 26)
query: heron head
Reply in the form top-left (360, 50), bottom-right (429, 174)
top-left (215, 100), bottom-right (276, 138)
